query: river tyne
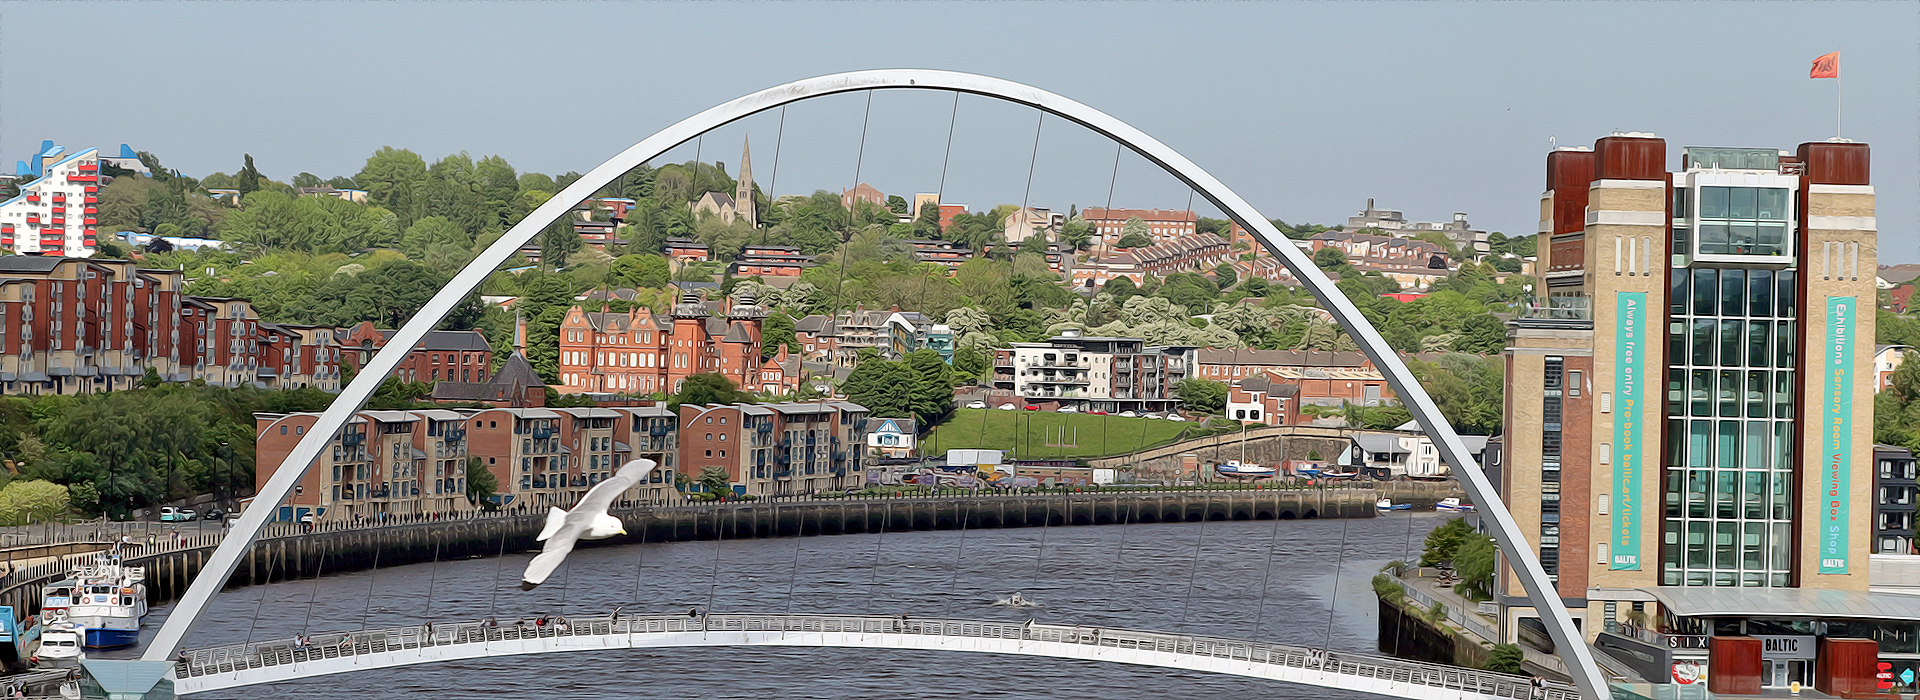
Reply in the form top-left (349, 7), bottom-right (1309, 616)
top-left (111, 512), bottom-right (1453, 699)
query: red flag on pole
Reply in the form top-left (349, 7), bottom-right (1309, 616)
top-left (1810, 52), bottom-right (1839, 79)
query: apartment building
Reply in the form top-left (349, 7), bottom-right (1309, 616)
top-left (1194, 349), bottom-right (1395, 407)
top-left (339, 321), bottom-right (492, 385)
top-left (554, 290), bottom-right (779, 396)
top-left (0, 257), bottom-right (341, 396)
top-left (1068, 233), bottom-right (1232, 290)
top-left (729, 245), bottom-right (813, 278)
top-left (903, 239), bottom-right (973, 272)
top-left (1876, 445), bottom-right (1918, 555)
top-left (1002, 206), bottom-right (1065, 244)
top-left (678, 401), bottom-right (871, 497)
top-left (1344, 198), bottom-right (1490, 256)
top-left (1, 141), bottom-right (102, 257)
top-left (257, 400), bottom-right (867, 518)
top-left (1500, 133), bottom-right (1885, 692)
top-left (1081, 207), bottom-right (1196, 248)
top-left (991, 330), bottom-right (1193, 413)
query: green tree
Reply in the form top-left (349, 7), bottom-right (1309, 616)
top-left (1451, 315), bottom-right (1506, 354)
top-left (696, 465), bottom-right (733, 496)
top-left (539, 217), bottom-right (584, 268)
top-left (669, 373), bottom-right (753, 411)
top-left (1213, 262), bottom-right (1238, 290)
top-left (1409, 354), bottom-right (1504, 435)
top-left (0, 480), bottom-right (71, 526)
top-left (842, 354), bottom-right (915, 418)
top-left (1117, 216), bottom-right (1150, 246)
top-left (1483, 644), bottom-right (1525, 675)
top-left (356, 147), bottom-right (430, 227)
top-left (913, 201), bottom-right (943, 239)
top-left (885, 194), bottom-right (911, 217)
top-left (906, 349), bottom-right (956, 425)
top-left (761, 313), bottom-right (797, 359)
top-left (235, 154), bottom-right (264, 198)
top-left (1176, 378), bottom-right (1229, 414)
top-left (611, 254), bottom-right (671, 288)
top-left (1453, 533), bottom-right (1497, 600)
top-left (400, 216), bottom-right (469, 258)
top-left (1420, 516), bottom-right (1473, 566)
top-left (952, 346), bottom-right (990, 382)
top-left (1313, 246), bottom-right (1349, 271)
top-left (465, 456), bottom-right (499, 508)
top-left (1059, 216), bottom-right (1094, 251)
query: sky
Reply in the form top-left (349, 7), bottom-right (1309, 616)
top-left (3, 2), bottom-right (1914, 260)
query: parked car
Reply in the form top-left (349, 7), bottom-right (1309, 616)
top-left (1023, 405), bottom-right (1040, 411)
top-left (204, 508), bottom-right (224, 521)
top-left (998, 403), bottom-right (1018, 411)
top-left (1057, 406), bottom-right (1078, 413)
top-left (158, 507), bottom-right (182, 522)
top-left (1165, 414), bottom-right (1188, 422)
top-left (1090, 410), bottom-right (1108, 415)
top-left (966, 401), bottom-right (988, 410)
top-left (1118, 410), bottom-right (1138, 418)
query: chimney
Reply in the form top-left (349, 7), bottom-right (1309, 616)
top-left (514, 311), bottom-right (527, 352)
top-left (1366, 197), bottom-right (1374, 213)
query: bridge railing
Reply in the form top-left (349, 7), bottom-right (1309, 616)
top-left (175, 613), bottom-right (1576, 700)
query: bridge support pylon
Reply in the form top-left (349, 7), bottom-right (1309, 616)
top-left (75, 659), bottom-right (177, 699)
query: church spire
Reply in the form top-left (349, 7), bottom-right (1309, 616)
top-left (735, 136), bottom-right (756, 228)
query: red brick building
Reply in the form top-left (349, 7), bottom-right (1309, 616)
top-left (338, 321), bottom-right (492, 385)
top-left (556, 291), bottom-right (787, 397)
top-left (0, 256), bottom-right (341, 395)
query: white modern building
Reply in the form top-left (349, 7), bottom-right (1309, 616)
top-left (2, 141), bottom-right (102, 257)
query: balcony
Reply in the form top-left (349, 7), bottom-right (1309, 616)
top-left (649, 425), bottom-right (671, 437)
top-left (757, 422), bottom-right (772, 433)
top-left (1518, 297), bottom-right (1593, 327)
top-left (1025, 374), bottom-right (1089, 385)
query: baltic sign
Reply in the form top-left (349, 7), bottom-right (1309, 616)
top-left (1820, 296), bottom-right (1855, 574)
top-left (1754, 635), bottom-right (1817, 660)
top-left (1611, 291), bottom-right (1645, 570)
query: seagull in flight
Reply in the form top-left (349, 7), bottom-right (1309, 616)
top-left (520, 458), bottom-right (655, 590)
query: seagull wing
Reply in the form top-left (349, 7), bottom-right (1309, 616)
top-left (575, 458), bottom-right (657, 515)
top-left (520, 520), bottom-right (584, 590)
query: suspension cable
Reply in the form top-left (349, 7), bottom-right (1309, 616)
top-left (830, 90), bottom-right (875, 311)
top-left (761, 106), bottom-right (786, 247)
top-left (1180, 344), bottom-right (1236, 626)
top-left (238, 533), bottom-right (280, 654)
top-left (918, 91), bottom-right (962, 313)
top-left (939, 498), bottom-right (973, 622)
top-left (1250, 482), bottom-right (1286, 641)
top-left (299, 533), bottom-right (330, 638)
top-left (705, 507), bottom-right (724, 614)
top-left (422, 529), bottom-right (442, 622)
top-left (1324, 512), bottom-right (1354, 653)
top-left (630, 508), bottom-right (649, 606)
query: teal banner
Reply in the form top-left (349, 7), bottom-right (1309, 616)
top-left (1611, 291), bottom-right (1646, 570)
top-left (1819, 296), bottom-right (1856, 575)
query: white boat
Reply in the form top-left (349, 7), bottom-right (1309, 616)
top-left (1376, 498), bottom-right (1412, 511)
top-left (61, 557), bottom-right (146, 648)
top-left (36, 621), bottom-right (84, 668)
top-left (1215, 461), bottom-right (1277, 478)
top-left (1436, 497), bottom-right (1476, 513)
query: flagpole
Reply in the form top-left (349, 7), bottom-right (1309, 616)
top-left (1836, 54), bottom-right (1843, 139)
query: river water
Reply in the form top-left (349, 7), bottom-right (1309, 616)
top-left (115, 512), bottom-right (1452, 699)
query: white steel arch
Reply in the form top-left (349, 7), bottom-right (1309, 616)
top-left (145, 69), bottom-right (1607, 700)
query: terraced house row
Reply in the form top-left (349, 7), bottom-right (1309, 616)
top-left (253, 400), bottom-right (872, 520)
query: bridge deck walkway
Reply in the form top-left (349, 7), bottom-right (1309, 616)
top-left (174, 612), bottom-right (1576, 700)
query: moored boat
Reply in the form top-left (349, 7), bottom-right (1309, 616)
top-left (61, 557), bottom-right (146, 649)
top-left (1436, 497), bottom-right (1476, 513)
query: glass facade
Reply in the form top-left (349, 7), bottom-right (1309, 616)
top-left (1662, 266), bottom-right (1797, 587)
top-left (1693, 186), bottom-right (1792, 257)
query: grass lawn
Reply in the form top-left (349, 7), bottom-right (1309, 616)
top-left (922, 409), bottom-right (1199, 460)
